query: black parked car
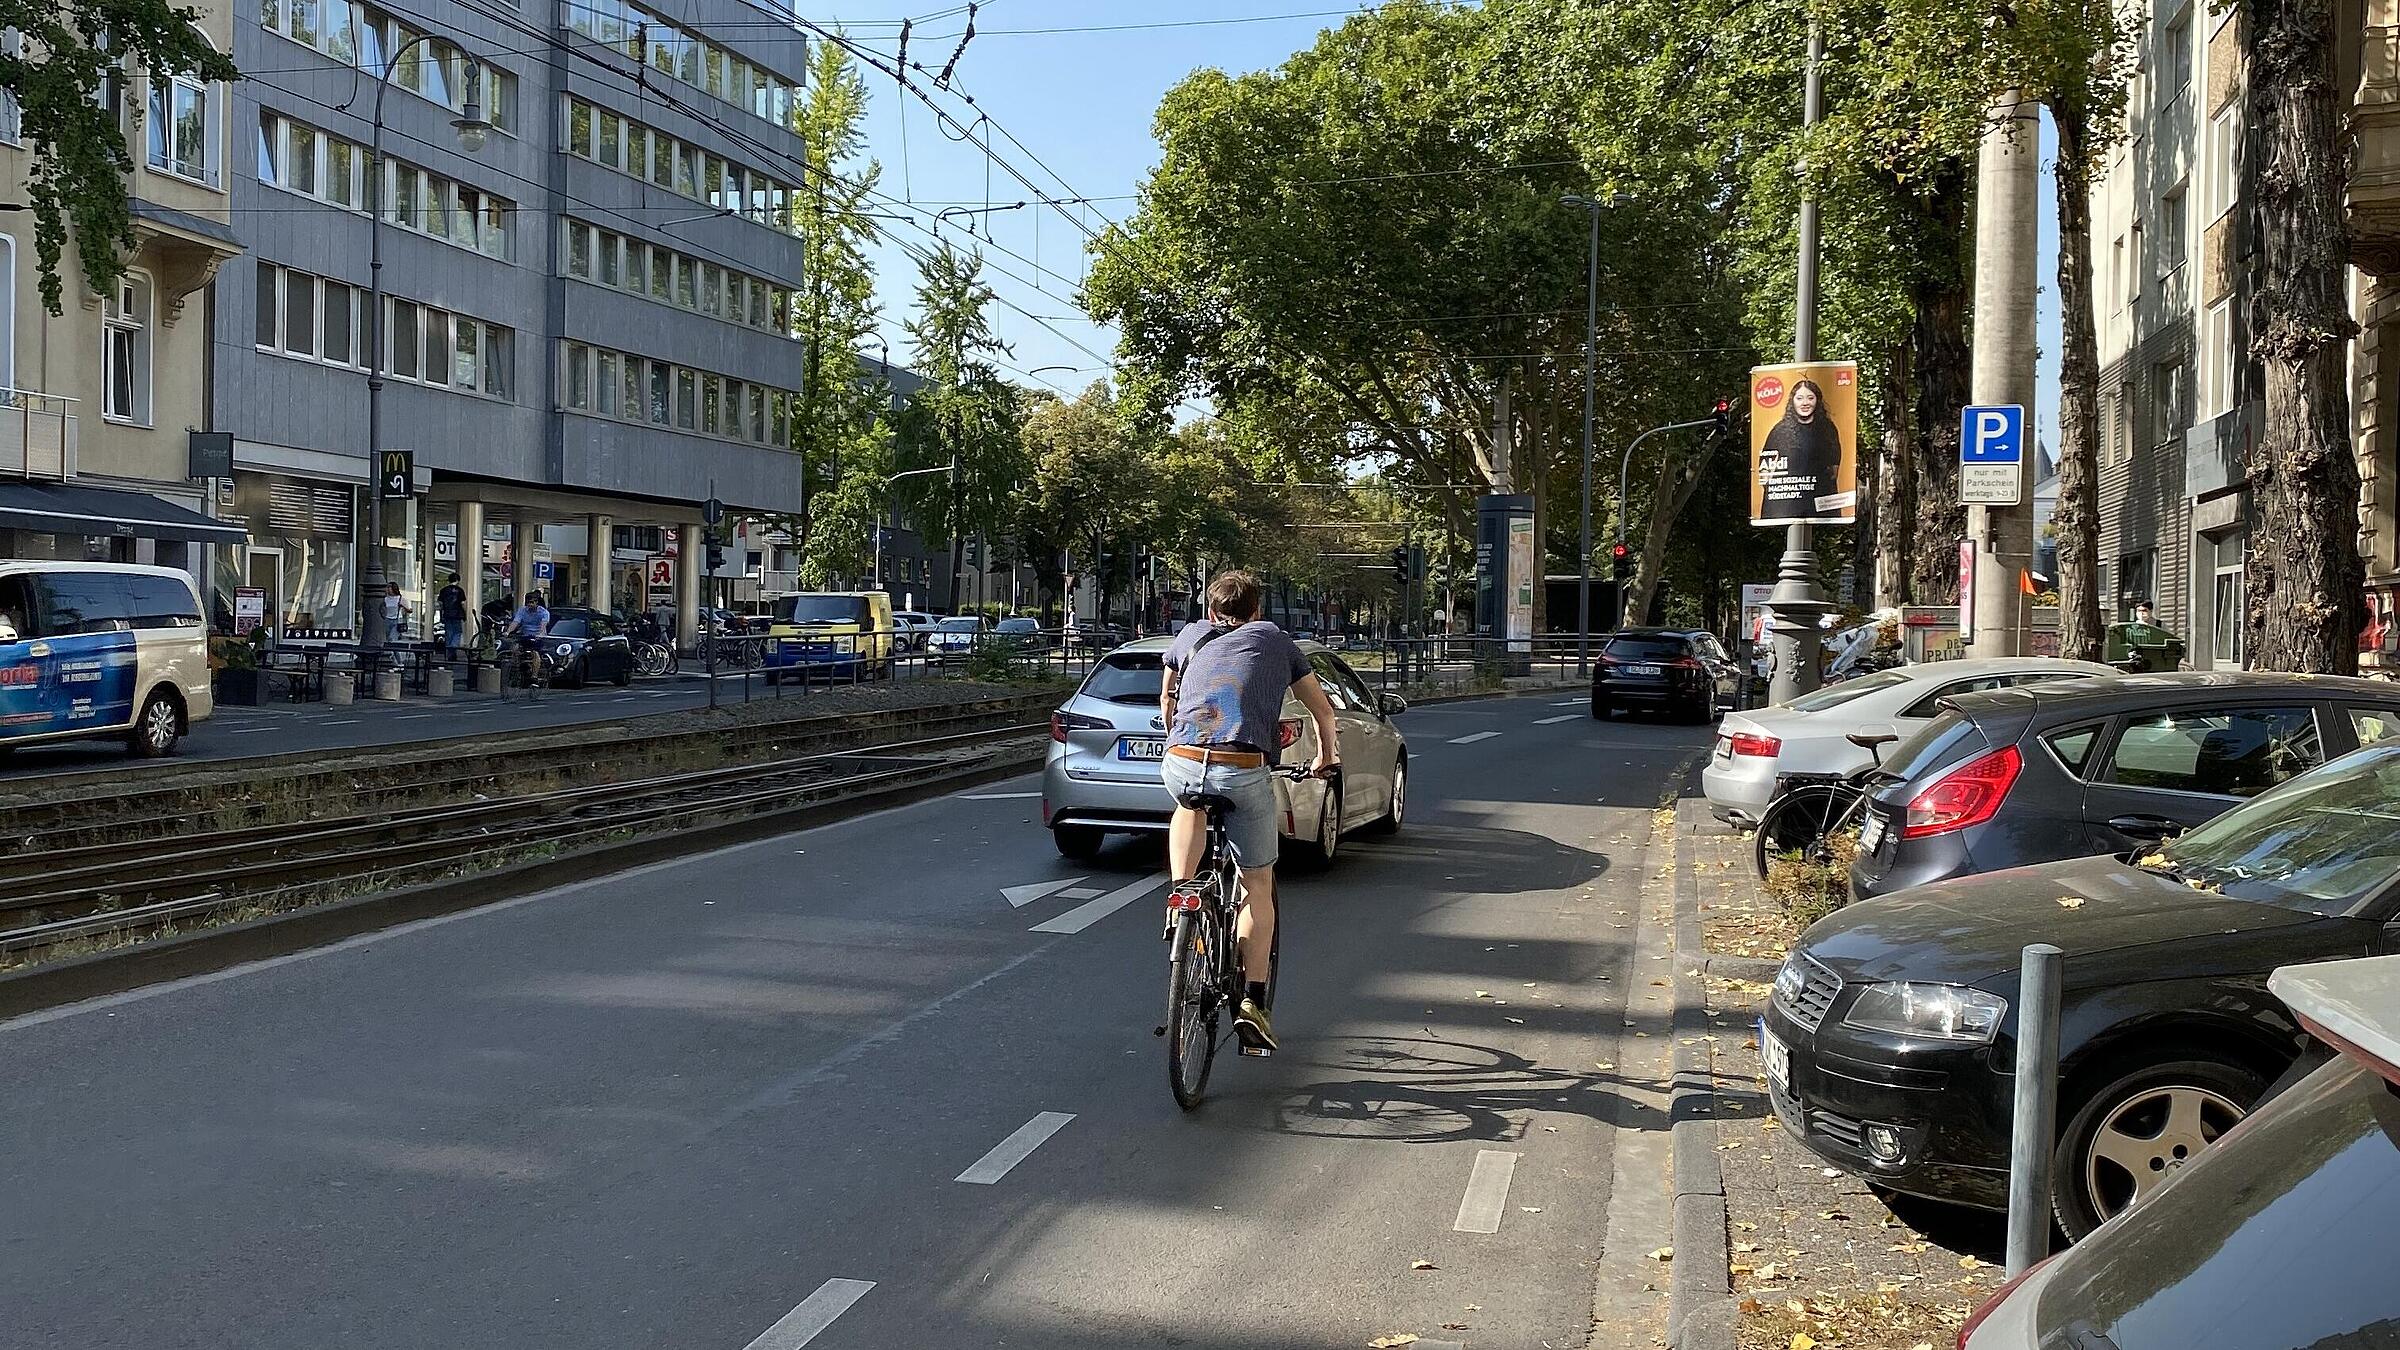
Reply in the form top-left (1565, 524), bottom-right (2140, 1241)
top-left (1764, 739), bottom-right (2400, 1240)
top-left (1851, 671), bottom-right (2400, 901)
top-left (1590, 628), bottom-right (1738, 723)
top-left (540, 607), bottom-right (636, 687)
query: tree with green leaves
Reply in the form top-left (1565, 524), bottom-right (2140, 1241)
top-left (899, 242), bottom-right (1025, 605)
top-left (1, 1), bottom-right (238, 310)
top-left (785, 39), bottom-right (890, 579)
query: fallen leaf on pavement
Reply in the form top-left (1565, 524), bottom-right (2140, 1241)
top-left (1739, 1297), bottom-right (1765, 1315)
top-left (1506, 1017), bottom-right (1525, 1024)
top-left (1595, 1061), bottom-right (1616, 1070)
top-left (1734, 1242), bottom-right (1761, 1253)
top-left (1734, 1221), bottom-right (1759, 1232)
top-left (1521, 1206), bottom-right (1543, 1213)
top-left (1648, 1246), bottom-right (1675, 1261)
top-left (2057, 897), bottom-right (2085, 910)
top-left (1888, 1242), bottom-right (1927, 1253)
top-left (1960, 1255), bottom-right (1983, 1270)
top-left (1367, 1337), bottom-right (1419, 1349)
top-left (1753, 1262), bottom-right (1783, 1280)
top-left (1411, 1259), bottom-right (1438, 1271)
top-left (1816, 1210), bottom-right (1849, 1221)
top-left (1474, 991), bottom-right (1493, 999)
top-left (1791, 1334), bottom-right (1817, 1350)
top-left (1442, 1324), bottom-right (1469, 1332)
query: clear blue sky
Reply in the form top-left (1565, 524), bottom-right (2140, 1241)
top-left (810, 2), bottom-right (2061, 451)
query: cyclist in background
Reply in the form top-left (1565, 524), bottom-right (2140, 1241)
top-left (1160, 569), bottom-right (1341, 1052)
top-left (503, 590), bottom-right (552, 688)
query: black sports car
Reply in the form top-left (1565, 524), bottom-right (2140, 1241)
top-left (1763, 739), bottom-right (2400, 1240)
top-left (539, 608), bottom-right (636, 687)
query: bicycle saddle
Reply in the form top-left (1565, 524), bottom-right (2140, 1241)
top-left (1846, 731), bottom-right (1899, 749)
top-left (1176, 792), bottom-right (1240, 815)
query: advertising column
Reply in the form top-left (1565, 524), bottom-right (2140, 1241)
top-left (1475, 494), bottom-right (1533, 672)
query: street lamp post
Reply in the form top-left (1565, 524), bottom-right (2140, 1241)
top-left (880, 463), bottom-right (953, 592)
top-left (361, 37), bottom-right (493, 666)
top-left (1614, 417), bottom-right (1720, 626)
top-left (1562, 194), bottom-right (1604, 676)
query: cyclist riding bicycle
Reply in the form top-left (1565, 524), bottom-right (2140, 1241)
top-left (1160, 569), bottom-right (1342, 1053)
top-left (502, 589), bottom-right (552, 687)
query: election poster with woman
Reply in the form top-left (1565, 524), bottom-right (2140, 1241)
top-left (1749, 361), bottom-right (1859, 525)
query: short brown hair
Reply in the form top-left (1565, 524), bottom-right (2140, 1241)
top-left (1205, 569), bottom-right (1264, 622)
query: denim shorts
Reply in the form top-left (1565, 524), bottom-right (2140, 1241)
top-left (1161, 754), bottom-right (1280, 869)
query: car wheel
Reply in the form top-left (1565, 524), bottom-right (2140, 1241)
top-left (1590, 691), bottom-right (1611, 720)
top-left (1365, 756), bottom-right (1406, 836)
top-left (1296, 784), bottom-right (1343, 869)
top-left (611, 659), bottom-right (633, 687)
top-left (127, 690), bottom-right (181, 758)
top-left (1052, 825), bottom-right (1104, 860)
top-left (2052, 1056), bottom-right (2267, 1240)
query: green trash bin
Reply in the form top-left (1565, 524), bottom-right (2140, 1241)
top-left (2103, 621), bottom-right (2186, 672)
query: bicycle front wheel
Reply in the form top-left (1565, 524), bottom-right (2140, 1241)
top-left (1751, 781), bottom-right (1856, 878)
top-left (1166, 910), bottom-right (1219, 1111)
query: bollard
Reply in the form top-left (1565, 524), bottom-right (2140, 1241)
top-left (472, 662), bottom-right (502, 695)
top-left (426, 665), bottom-right (454, 698)
top-left (323, 671), bottom-right (356, 705)
top-left (374, 669), bottom-right (402, 701)
top-left (2007, 942), bottom-right (2065, 1276)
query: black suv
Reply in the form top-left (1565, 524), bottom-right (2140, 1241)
top-left (1590, 628), bottom-right (1737, 723)
top-left (1851, 671), bottom-right (2400, 901)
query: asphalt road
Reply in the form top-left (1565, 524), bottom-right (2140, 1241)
top-left (0, 694), bottom-right (1712, 1349)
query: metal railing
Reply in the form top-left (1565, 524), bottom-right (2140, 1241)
top-left (0, 389), bottom-right (79, 480)
top-left (676, 624), bottom-right (1125, 706)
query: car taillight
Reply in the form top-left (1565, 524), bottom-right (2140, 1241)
top-left (1050, 710), bottom-right (1107, 742)
top-left (1729, 731), bottom-right (1781, 758)
top-left (1903, 745), bottom-right (2022, 839)
top-left (1955, 1255), bottom-right (2054, 1349)
top-left (1277, 717), bottom-right (1302, 750)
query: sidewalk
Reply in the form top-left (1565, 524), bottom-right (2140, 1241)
top-left (1666, 798), bottom-right (2003, 1350)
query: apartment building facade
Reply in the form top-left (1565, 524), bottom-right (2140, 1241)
top-left (2092, 0), bottom-right (2399, 667)
top-left (215, 0), bottom-right (812, 642)
top-left (0, 2), bottom-right (250, 587)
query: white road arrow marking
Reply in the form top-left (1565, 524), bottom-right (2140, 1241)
top-left (1001, 877), bottom-right (1084, 909)
top-left (1030, 872), bottom-right (1169, 934)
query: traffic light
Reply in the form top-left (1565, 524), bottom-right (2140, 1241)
top-left (1390, 545), bottom-right (1409, 575)
top-left (706, 544), bottom-right (726, 570)
top-left (1611, 541), bottom-right (1633, 582)
top-left (1710, 396), bottom-right (1735, 438)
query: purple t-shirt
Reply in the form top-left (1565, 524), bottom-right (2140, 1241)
top-left (1164, 620), bottom-right (1313, 764)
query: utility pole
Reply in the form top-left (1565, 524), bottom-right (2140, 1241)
top-left (1765, 23), bottom-right (1834, 706)
top-left (1965, 90), bottom-right (2041, 657)
top-left (1563, 194), bottom-right (1604, 676)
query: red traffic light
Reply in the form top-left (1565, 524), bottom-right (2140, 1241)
top-left (1611, 543), bottom-right (1631, 560)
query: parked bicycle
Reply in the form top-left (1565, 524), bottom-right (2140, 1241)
top-left (1158, 763), bottom-right (1332, 1110)
top-left (624, 613), bottom-right (678, 678)
top-left (1748, 729), bottom-right (1899, 879)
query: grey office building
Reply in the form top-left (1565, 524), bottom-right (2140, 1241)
top-left (213, 0), bottom-right (809, 643)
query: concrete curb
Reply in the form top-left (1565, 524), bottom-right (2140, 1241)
top-left (0, 744), bottom-right (1043, 1021)
top-left (1667, 796), bottom-right (1738, 1350)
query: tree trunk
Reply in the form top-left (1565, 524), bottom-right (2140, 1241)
top-left (2051, 102), bottom-right (2108, 663)
top-left (1910, 277), bottom-right (1971, 603)
top-left (1874, 340), bottom-right (1916, 607)
top-left (2243, 0), bottom-right (2364, 672)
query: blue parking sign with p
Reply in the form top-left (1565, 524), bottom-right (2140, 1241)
top-left (1959, 404), bottom-right (2025, 505)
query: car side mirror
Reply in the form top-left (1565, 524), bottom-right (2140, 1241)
top-left (1379, 692), bottom-right (1409, 717)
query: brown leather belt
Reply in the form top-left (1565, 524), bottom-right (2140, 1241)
top-left (1166, 744), bottom-right (1267, 769)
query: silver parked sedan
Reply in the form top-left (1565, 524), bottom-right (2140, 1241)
top-left (1041, 636), bottom-right (1410, 863)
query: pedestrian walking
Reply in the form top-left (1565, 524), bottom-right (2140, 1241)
top-left (381, 583), bottom-right (413, 641)
top-left (438, 573), bottom-right (470, 659)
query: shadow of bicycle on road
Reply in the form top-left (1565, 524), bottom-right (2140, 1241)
top-left (1266, 1032), bottom-right (1668, 1145)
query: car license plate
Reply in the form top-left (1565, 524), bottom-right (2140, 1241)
top-left (1118, 737), bottom-right (1166, 761)
top-left (1623, 663), bottom-right (1661, 677)
top-left (1760, 1020), bottom-right (1791, 1090)
top-left (1859, 813), bottom-right (1887, 855)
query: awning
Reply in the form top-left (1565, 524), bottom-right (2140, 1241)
top-left (0, 481), bottom-right (248, 545)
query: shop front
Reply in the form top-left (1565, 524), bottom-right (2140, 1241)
top-left (0, 480), bottom-right (246, 610)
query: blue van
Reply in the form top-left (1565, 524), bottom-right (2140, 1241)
top-left (0, 562), bottom-right (214, 757)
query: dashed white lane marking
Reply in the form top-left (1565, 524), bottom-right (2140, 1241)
top-left (1419, 1341), bottom-right (1466, 1349)
top-left (740, 1279), bottom-right (875, 1350)
top-left (322, 719), bottom-right (360, 726)
top-left (1029, 871), bottom-right (1168, 934)
top-left (397, 713), bottom-right (438, 720)
top-left (1452, 1150), bottom-right (1520, 1234)
top-left (227, 727), bottom-right (275, 734)
top-left (955, 1111), bottom-right (1076, 1184)
top-left (960, 791), bottom-right (1043, 800)
top-left (1448, 731), bottom-right (1502, 745)
top-left (1533, 713), bottom-right (1581, 725)
top-left (1552, 699), bottom-right (1581, 706)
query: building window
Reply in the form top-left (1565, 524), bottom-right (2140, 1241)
top-left (559, 96), bottom-right (799, 236)
top-left (147, 72), bottom-right (220, 187)
top-left (556, 340), bottom-right (799, 446)
top-left (283, 269), bottom-right (317, 356)
top-left (262, 0), bottom-right (515, 132)
top-left (2206, 105), bottom-right (2240, 221)
top-left (258, 112), bottom-right (511, 258)
top-left (103, 273), bottom-right (153, 423)
top-left (2117, 550), bottom-right (2156, 618)
top-left (2212, 565), bottom-right (2244, 665)
top-left (0, 29), bottom-right (23, 144)
top-left (2157, 183), bottom-right (2187, 278)
top-left (2158, 5), bottom-right (2194, 109)
top-left (2201, 299), bottom-right (2233, 419)
top-left (566, 0), bottom-right (799, 130)
top-left (0, 233), bottom-right (13, 395)
top-left (2152, 359), bottom-right (2189, 447)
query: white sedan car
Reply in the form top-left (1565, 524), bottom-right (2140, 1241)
top-left (1701, 656), bottom-right (2117, 826)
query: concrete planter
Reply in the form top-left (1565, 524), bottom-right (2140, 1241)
top-left (472, 664), bottom-right (503, 695)
top-left (323, 673), bottom-right (356, 706)
top-left (373, 670), bottom-right (403, 701)
top-left (426, 666), bottom-right (454, 698)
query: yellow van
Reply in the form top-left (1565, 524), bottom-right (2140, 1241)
top-left (760, 591), bottom-right (895, 681)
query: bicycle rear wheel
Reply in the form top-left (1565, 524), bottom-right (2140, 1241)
top-left (1751, 781), bottom-right (1856, 878)
top-left (1166, 909), bottom-right (1219, 1110)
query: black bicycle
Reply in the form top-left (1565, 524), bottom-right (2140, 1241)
top-left (1749, 729), bottom-right (1899, 878)
top-left (1159, 763), bottom-right (1334, 1110)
